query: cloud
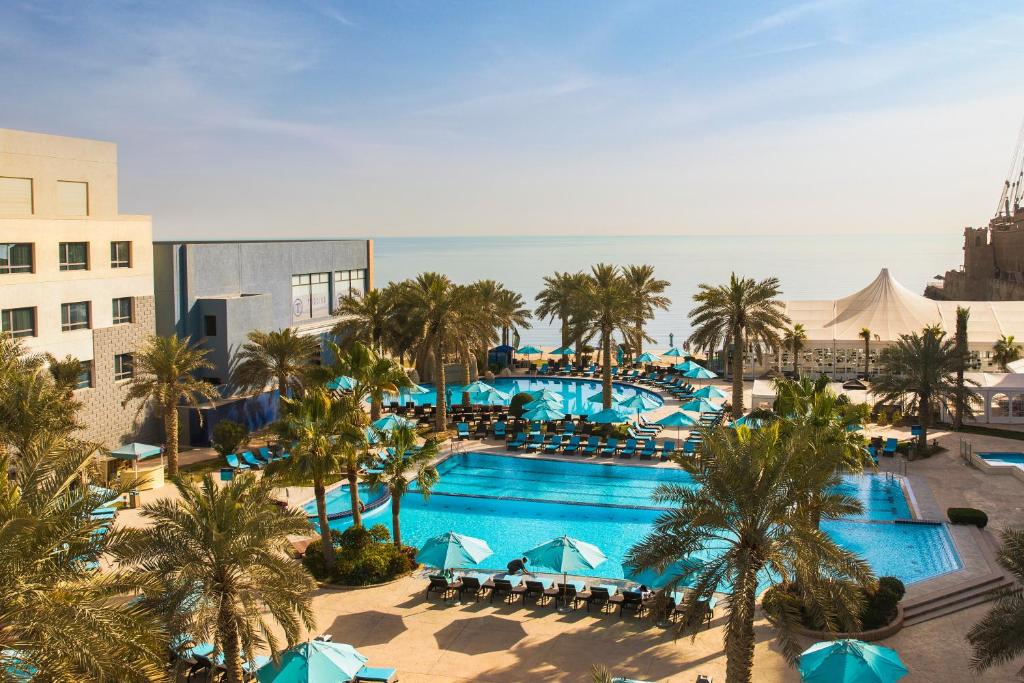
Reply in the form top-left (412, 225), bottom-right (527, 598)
top-left (734, 0), bottom-right (858, 40)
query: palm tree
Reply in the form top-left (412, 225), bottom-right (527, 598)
top-left (626, 425), bottom-right (874, 681)
top-left (322, 341), bottom-right (413, 422)
top-left (954, 307), bottom-right (970, 430)
top-left (874, 328), bottom-right (979, 456)
top-left (858, 328), bottom-right (872, 379)
top-left (622, 264), bottom-right (671, 356)
top-left (0, 364), bottom-right (82, 459)
top-left (782, 324), bottom-right (808, 378)
top-left (44, 353), bottom-right (85, 395)
top-left (272, 387), bottom-right (359, 573)
top-left (968, 527), bottom-right (1024, 675)
top-left (688, 274), bottom-right (789, 417)
top-left (487, 282), bottom-right (532, 348)
top-left (0, 443), bottom-right (166, 680)
top-left (230, 328), bottom-right (320, 412)
top-left (366, 424), bottom-right (439, 547)
top-left (331, 288), bottom-right (395, 354)
top-left (124, 335), bottom-right (220, 477)
top-left (574, 264), bottom-right (635, 408)
top-left (994, 334), bottom-right (1021, 371)
top-left (116, 473), bottom-right (316, 683)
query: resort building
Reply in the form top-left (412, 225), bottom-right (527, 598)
top-left (0, 128), bottom-right (156, 447)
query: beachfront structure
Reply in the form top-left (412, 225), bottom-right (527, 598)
top-left (0, 128), bottom-right (156, 447)
top-left (769, 268), bottom-right (1024, 379)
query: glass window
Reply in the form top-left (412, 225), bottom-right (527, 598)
top-left (59, 242), bottom-right (89, 271)
top-left (114, 353), bottom-right (133, 381)
top-left (56, 180), bottom-right (88, 216)
top-left (0, 243), bottom-right (33, 274)
top-left (204, 314), bottom-right (217, 337)
top-left (61, 302), bottom-right (90, 331)
top-left (1, 307), bottom-right (35, 337)
top-left (112, 297), bottom-right (133, 325)
top-left (110, 241), bottom-right (131, 268)
top-left (76, 361), bottom-right (93, 390)
top-left (292, 272), bottom-right (330, 321)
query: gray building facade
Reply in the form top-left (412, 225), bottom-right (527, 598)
top-left (153, 239), bottom-right (373, 384)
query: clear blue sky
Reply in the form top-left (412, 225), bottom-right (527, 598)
top-left (3, 1), bottom-right (1023, 238)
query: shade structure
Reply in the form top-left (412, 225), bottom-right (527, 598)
top-left (406, 383), bottom-right (430, 395)
top-left (327, 375), bottom-right (356, 391)
top-left (109, 442), bottom-right (162, 461)
top-left (673, 360), bottom-right (702, 373)
top-left (255, 640), bottom-right (368, 682)
top-left (550, 346), bottom-right (574, 356)
top-left (692, 385), bottom-right (728, 399)
top-left (625, 557), bottom-right (704, 589)
top-left (523, 404), bottom-right (566, 421)
top-left (588, 407), bottom-right (629, 424)
top-left (732, 414), bottom-right (768, 429)
top-left (617, 392), bottom-right (660, 411)
top-left (663, 347), bottom-right (684, 358)
top-left (635, 351), bottom-right (660, 363)
top-left (461, 380), bottom-right (496, 395)
top-left (470, 386), bottom-right (512, 405)
top-left (523, 536), bottom-right (607, 573)
top-left (528, 388), bottom-right (563, 402)
top-left (684, 365), bottom-right (718, 380)
top-left (656, 411), bottom-right (699, 428)
top-left (517, 345), bottom-right (543, 356)
top-left (371, 414), bottom-right (418, 432)
top-left (681, 398), bottom-right (722, 414)
top-left (416, 531), bottom-right (493, 570)
top-left (798, 639), bottom-right (908, 683)
top-left (586, 389), bottom-right (623, 404)
top-left (524, 396), bottom-right (562, 411)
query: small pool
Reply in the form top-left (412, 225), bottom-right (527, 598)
top-left (324, 453), bottom-right (961, 585)
top-left (977, 452), bottom-right (1024, 470)
top-left (393, 377), bottom-right (664, 416)
top-left (303, 483), bottom-right (388, 520)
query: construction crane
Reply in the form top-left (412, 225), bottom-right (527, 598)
top-left (996, 119), bottom-right (1024, 218)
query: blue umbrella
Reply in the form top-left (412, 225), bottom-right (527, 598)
top-left (523, 404), bottom-right (566, 421)
top-left (663, 347), bottom-right (684, 358)
top-left (684, 366), bottom-right (718, 381)
top-left (471, 386), bottom-right (512, 405)
top-left (656, 410), bottom-right (699, 439)
top-left (416, 531), bottom-right (493, 570)
top-left (681, 398), bottom-right (722, 414)
top-left (109, 442), bottom-right (162, 460)
top-left (550, 346), bottom-right (574, 356)
top-left (327, 376), bottom-right (356, 391)
top-left (692, 385), bottom-right (728, 399)
top-left (523, 535), bottom-right (607, 608)
top-left (516, 345), bottom-right (543, 356)
top-left (617, 393), bottom-right (660, 411)
top-left (588, 407), bottom-right (629, 424)
top-left (635, 351), bottom-right (660, 363)
top-left (798, 639), bottom-right (908, 683)
top-left (525, 396), bottom-right (562, 411)
top-left (462, 380), bottom-right (496, 394)
top-left (625, 557), bottom-right (704, 589)
top-left (732, 414), bottom-right (767, 430)
top-left (673, 360), bottom-right (701, 373)
top-left (406, 382), bottom-right (430, 395)
top-left (256, 640), bottom-right (368, 682)
top-left (528, 388), bottom-right (563, 402)
top-left (371, 414), bottom-right (418, 432)
top-left (586, 389), bottom-right (623, 404)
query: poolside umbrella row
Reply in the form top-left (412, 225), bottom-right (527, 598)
top-left (523, 535), bottom-right (607, 610)
top-left (416, 531), bottom-right (494, 570)
top-left (655, 410), bottom-right (699, 439)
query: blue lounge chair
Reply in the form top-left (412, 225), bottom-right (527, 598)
top-left (225, 453), bottom-right (250, 470)
top-left (883, 437), bottom-right (898, 456)
top-left (544, 435), bottom-right (564, 453)
top-left (239, 451), bottom-right (263, 469)
top-left (600, 438), bottom-right (619, 457)
top-left (561, 422), bottom-right (575, 437)
top-left (640, 439), bottom-right (657, 460)
top-left (581, 435), bottom-right (600, 455)
top-left (619, 438), bottom-right (637, 459)
top-left (682, 440), bottom-right (698, 455)
top-left (537, 363), bottom-right (550, 375)
top-left (456, 422), bottom-right (471, 440)
top-left (507, 432), bottom-right (527, 450)
top-left (563, 435), bottom-right (582, 454)
top-left (524, 434), bottom-right (545, 452)
top-left (252, 446), bottom-right (273, 463)
top-left (660, 439), bottom-right (677, 461)
top-left (356, 666), bottom-right (398, 682)
top-left (493, 421), bottom-right (507, 439)
top-left (528, 421), bottom-right (543, 436)
top-left (866, 445), bottom-right (879, 465)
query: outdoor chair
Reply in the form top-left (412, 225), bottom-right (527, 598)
top-left (619, 438), bottom-right (637, 459)
top-left (562, 435), bottom-right (582, 454)
top-left (524, 580), bottom-right (548, 603)
top-left (239, 451), bottom-right (263, 469)
top-left (618, 590), bottom-right (646, 619)
top-left (639, 439), bottom-right (657, 460)
top-left (582, 436), bottom-right (601, 455)
top-left (660, 440), bottom-right (677, 461)
top-left (354, 666), bottom-right (398, 682)
top-left (457, 576), bottom-right (487, 602)
top-left (543, 435), bottom-right (564, 453)
top-left (490, 578), bottom-right (524, 604)
top-left (493, 421), bottom-right (507, 439)
top-left (507, 433), bottom-right (527, 450)
top-left (600, 438), bottom-right (619, 457)
top-left (524, 434), bottom-right (545, 452)
top-left (578, 586), bottom-right (611, 613)
top-left (474, 421), bottom-right (488, 438)
top-left (225, 453), bottom-right (251, 471)
top-left (426, 575), bottom-right (457, 601)
top-left (456, 422), bottom-right (471, 440)
top-left (546, 582), bottom-right (578, 609)
top-left (883, 437), bottom-right (899, 456)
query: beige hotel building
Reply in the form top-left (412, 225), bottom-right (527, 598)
top-left (0, 128), bottom-right (155, 447)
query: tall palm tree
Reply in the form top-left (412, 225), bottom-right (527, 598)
top-left (322, 341), bottom-right (413, 422)
top-left (116, 473), bottom-right (316, 683)
top-left (536, 271), bottom-right (583, 350)
top-left (230, 328), bottom-right (320, 412)
top-left (0, 443), bottom-right (166, 681)
top-left (574, 264), bottom-right (635, 408)
top-left (44, 353), bottom-right (85, 395)
top-left (954, 307), bottom-right (970, 430)
top-left (487, 282), bottom-right (533, 348)
top-left (123, 335), bottom-right (220, 476)
top-left (366, 424), bottom-right (439, 547)
top-left (688, 274), bottom-right (789, 417)
top-left (622, 264), bottom-right (671, 356)
top-left (874, 328), bottom-right (979, 455)
top-left (0, 364), bottom-right (82, 459)
top-left (858, 328), bottom-right (872, 379)
top-left (994, 334), bottom-right (1021, 371)
top-left (782, 324), bottom-right (808, 378)
top-left (626, 425), bottom-right (874, 681)
top-left (331, 288), bottom-right (395, 354)
top-left (272, 387), bottom-right (359, 572)
top-left (968, 527), bottom-right (1024, 676)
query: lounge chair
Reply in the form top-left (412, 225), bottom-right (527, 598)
top-left (600, 438), bottom-right (619, 457)
top-left (582, 436), bottom-right (601, 455)
top-left (562, 435), bottom-right (582, 454)
top-left (639, 439), bottom-right (657, 460)
top-left (578, 586), bottom-right (611, 613)
top-left (474, 421), bottom-right (488, 438)
top-left (618, 590), bottom-right (646, 619)
top-left (426, 575), bottom-right (457, 601)
top-left (239, 451), bottom-right (263, 469)
top-left (493, 421), bottom-right (507, 439)
top-left (537, 363), bottom-right (550, 375)
top-left (225, 453), bottom-right (251, 471)
top-left (543, 435), bottom-right (564, 453)
top-left (660, 440), bottom-right (677, 461)
top-left (560, 422), bottom-right (575, 437)
top-left (456, 422), bottom-right (471, 440)
top-left (883, 437), bottom-right (898, 456)
top-left (619, 438), bottom-right (637, 459)
top-left (524, 580), bottom-right (549, 603)
top-left (507, 432), bottom-right (527, 450)
top-left (490, 578), bottom-right (525, 604)
top-left (524, 434), bottom-right (545, 452)
top-left (546, 582), bottom-right (578, 609)
top-left (457, 576), bottom-right (487, 602)
top-left (355, 666), bottom-right (398, 682)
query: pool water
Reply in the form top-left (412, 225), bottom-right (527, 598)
top-left (322, 453), bottom-right (961, 585)
top-left (303, 483), bottom-right (387, 520)
top-left (394, 377), bottom-right (663, 416)
top-left (978, 452), bottom-right (1024, 469)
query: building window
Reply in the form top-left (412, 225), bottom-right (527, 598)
top-left (112, 297), bottom-right (133, 325)
top-left (114, 353), bottom-right (133, 381)
top-left (291, 272), bottom-right (330, 321)
top-left (0, 177), bottom-right (33, 215)
top-left (0, 243), bottom-right (33, 274)
top-left (333, 268), bottom-right (367, 307)
top-left (60, 301), bottom-right (90, 331)
top-left (59, 242), bottom-right (89, 271)
top-left (110, 241), bottom-right (131, 268)
top-left (56, 180), bottom-right (88, 216)
top-left (76, 361), bottom-right (93, 390)
top-left (1, 307), bottom-right (35, 337)
top-left (204, 314), bottom-right (217, 337)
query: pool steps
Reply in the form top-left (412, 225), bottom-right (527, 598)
top-left (902, 571), bottom-right (1014, 626)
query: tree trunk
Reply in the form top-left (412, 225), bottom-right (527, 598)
top-left (392, 494), bottom-right (402, 547)
top-left (635, 315), bottom-right (644, 356)
top-left (314, 481), bottom-right (335, 572)
top-left (434, 340), bottom-right (447, 432)
top-left (863, 339), bottom-right (870, 379)
top-left (954, 366), bottom-right (964, 431)
top-left (725, 567), bottom-right (759, 683)
top-left (370, 394), bottom-right (382, 422)
top-left (792, 342), bottom-right (800, 379)
top-left (164, 403), bottom-right (179, 477)
top-left (278, 372), bottom-right (289, 411)
top-left (218, 599), bottom-right (244, 683)
top-left (602, 329), bottom-right (613, 409)
top-left (731, 330), bottom-right (745, 417)
top-left (462, 354), bottom-right (472, 406)
top-left (560, 317), bottom-right (569, 348)
top-left (347, 461), bottom-right (363, 526)
top-left (917, 393), bottom-right (930, 457)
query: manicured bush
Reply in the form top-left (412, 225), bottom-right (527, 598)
top-left (304, 524), bottom-right (415, 585)
top-left (509, 392), bottom-right (535, 419)
top-left (948, 507), bottom-right (988, 528)
top-left (302, 529), bottom-right (343, 579)
top-left (211, 419), bottom-right (249, 456)
top-left (861, 576), bottom-right (906, 629)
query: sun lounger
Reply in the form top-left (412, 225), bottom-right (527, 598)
top-left (544, 435), bottom-right (563, 453)
top-left (490, 578), bottom-right (525, 604)
top-left (660, 440), bottom-right (677, 461)
top-left (582, 435), bottom-right (600, 455)
top-left (639, 439), bottom-right (657, 460)
top-left (253, 446), bottom-right (274, 463)
top-left (883, 437), bottom-right (898, 456)
top-left (562, 435), bottom-right (582, 454)
top-left (457, 576), bottom-right (487, 602)
top-left (524, 434), bottom-right (545, 452)
top-left (456, 422), bottom-right (471, 440)
top-left (355, 666), bottom-right (398, 682)
top-left (578, 586), bottom-right (611, 613)
top-left (524, 580), bottom-right (549, 603)
top-left (617, 590), bottom-right (646, 619)
top-left (600, 438), bottom-right (619, 457)
top-left (239, 451), bottom-right (263, 469)
top-left (546, 582), bottom-right (579, 608)
top-left (507, 433), bottom-right (527, 450)
top-left (426, 575), bottom-right (457, 601)
top-left (537, 363), bottom-right (550, 375)
top-left (493, 421), bottom-right (507, 439)
top-left (619, 438), bottom-right (637, 459)
top-left (225, 453), bottom-right (250, 470)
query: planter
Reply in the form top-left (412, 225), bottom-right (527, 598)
top-left (316, 570), bottom-right (415, 591)
top-left (786, 605), bottom-right (904, 642)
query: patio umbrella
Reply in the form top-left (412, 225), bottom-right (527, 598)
top-left (255, 640), bottom-right (368, 682)
top-left (625, 557), bottom-right (704, 590)
top-left (655, 410), bottom-right (699, 439)
top-left (684, 365), bottom-right (718, 381)
top-left (462, 380), bottom-right (496, 394)
top-left (673, 360), bottom-right (701, 373)
top-left (635, 351), bottom-right (660, 363)
top-left (550, 346), bottom-right (574, 356)
top-left (732, 414), bottom-right (767, 430)
top-left (663, 347), bottom-right (684, 358)
top-left (523, 535), bottom-right (607, 609)
top-left (523, 404), bottom-right (566, 422)
top-left (416, 531), bottom-right (493, 570)
top-left (588, 407), bottom-right (629, 424)
top-left (798, 639), bottom-right (908, 683)
top-left (681, 398), bottom-right (722, 414)
top-left (406, 382), bottom-right (430, 395)
top-left (524, 396), bottom-right (562, 411)
top-left (473, 387), bottom-right (512, 405)
top-left (617, 392), bottom-right (661, 421)
top-left (326, 376), bottom-right (356, 391)
top-left (109, 442), bottom-right (163, 482)
top-left (371, 414), bottom-right (418, 432)
top-left (586, 389), bottom-right (623, 404)
top-left (528, 388), bottom-right (563, 402)
top-left (516, 345), bottom-right (543, 356)
top-left (692, 385), bottom-right (728, 400)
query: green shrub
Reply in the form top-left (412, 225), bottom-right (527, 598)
top-left (509, 392), bottom-right (535, 419)
top-left (947, 507), bottom-right (988, 527)
top-left (305, 524), bottom-right (414, 586)
top-left (211, 419), bottom-right (249, 456)
top-left (861, 576), bottom-right (906, 629)
top-left (302, 529), bottom-right (343, 580)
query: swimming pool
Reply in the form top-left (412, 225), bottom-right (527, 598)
top-left (977, 452), bottom-right (1024, 470)
top-left (303, 483), bottom-right (388, 521)
top-left (321, 453), bottom-right (961, 585)
top-left (393, 377), bottom-right (664, 416)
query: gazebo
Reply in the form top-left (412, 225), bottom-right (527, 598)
top-left (110, 442), bottom-right (164, 491)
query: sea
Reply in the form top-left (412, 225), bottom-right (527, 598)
top-left (374, 234), bottom-right (962, 348)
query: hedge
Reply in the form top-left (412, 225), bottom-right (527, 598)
top-left (947, 507), bottom-right (988, 528)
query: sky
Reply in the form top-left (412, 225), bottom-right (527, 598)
top-left (2, 0), bottom-right (1024, 239)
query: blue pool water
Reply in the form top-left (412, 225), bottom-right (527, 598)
top-left (303, 483), bottom-right (387, 520)
top-left (320, 453), bottom-right (961, 585)
top-left (978, 452), bottom-right (1024, 470)
top-left (394, 377), bottom-right (663, 416)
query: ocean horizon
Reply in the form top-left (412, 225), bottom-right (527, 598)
top-left (374, 233), bottom-right (963, 347)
